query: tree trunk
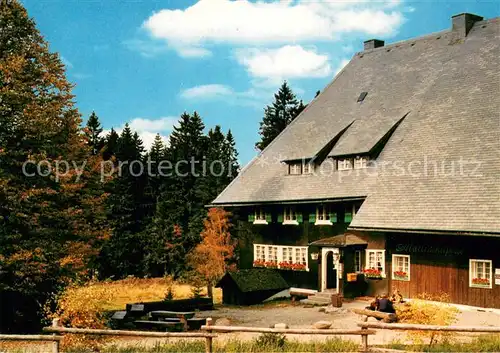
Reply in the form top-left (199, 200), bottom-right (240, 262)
top-left (207, 283), bottom-right (213, 298)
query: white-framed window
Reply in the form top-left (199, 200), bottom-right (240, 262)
top-left (354, 250), bottom-right (362, 273)
top-left (253, 208), bottom-right (268, 224)
top-left (354, 156), bottom-right (369, 169)
top-left (283, 207), bottom-right (298, 225)
top-left (315, 205), bottom-right (332, 225)
top-left (303, 162), bottom-right (312, 175)
top-left (337, 158), bottom-right (353, 171)
top-left (289, 163), bottom-right (302, 175)
top-left (365, 249), bottom-right (385, 276)
top-left (469, 259), bottom-right (492, 289)
top-left (253, 244), bottom-right (308, 270)
top-left (392, 254), bottom-right (410, 281)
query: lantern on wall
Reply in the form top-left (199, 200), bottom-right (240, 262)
top-left (310, 252), bottom-right (319, 260)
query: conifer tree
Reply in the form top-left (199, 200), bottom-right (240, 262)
top-left (255, 81), bottom-right (305, 151)
top-left (85, 111), bottom-right (104, 155)
top-left (0, 0), bottom-right (110, 332)
top-left (103, 128), bottom-right (119, 161)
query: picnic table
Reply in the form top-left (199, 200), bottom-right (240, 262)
top-left (148, 311), bottom-right (196, 331)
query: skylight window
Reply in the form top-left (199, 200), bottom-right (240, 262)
top-left (357, 92), bottom-right (368, 102)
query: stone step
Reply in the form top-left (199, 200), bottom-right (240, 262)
top-left (300, 297), bottom-right (331, 305)
top-left (313, 292), bottom-right (337, 298)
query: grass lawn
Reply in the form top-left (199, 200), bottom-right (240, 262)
top-left (63, 277), bottom-right (222, 313)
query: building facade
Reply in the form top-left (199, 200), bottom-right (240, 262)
top-left (212, 14), bottom-right (500, 308)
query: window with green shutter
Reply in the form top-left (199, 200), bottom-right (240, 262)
top-left (265, 213), bottom-right (272, 223)
top-left (248, 213), bottom-right (255, 222)
top-left (297, 213), bottom-right (303, 223)
top-left (344, 212), bottom-right (352, 223)
top-left (309, 213), bottom-right (316, 223)
top-left (277, 213), bottom-right (283, 223)
top-left (330, 212), bottom-right (337, 223)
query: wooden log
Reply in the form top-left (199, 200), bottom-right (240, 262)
top-left (0, 334), bottom-right (63, 341)
top-left (43, 327), bottom-right (215, 338)
top-left (201, 325), bottom-right (375, 335)
top-left (358, 322), bottom-right (500, 332)
top-left (351, 308), bottom-right (397, 323)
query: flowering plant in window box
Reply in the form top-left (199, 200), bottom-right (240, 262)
top-left (472, 278), bottom-right (490, 286)
top-left (393, 270), bottom-right (409, 281)
top-left (278, 262), bottom-right (307, 271)
top-left (264, 261), bottom-right (278, 269)
top-left (253, 260), bottom-right (266, 268)
top-left (363, 268), bottom-right (383, 280)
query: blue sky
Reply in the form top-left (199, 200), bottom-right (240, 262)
top-left (24, 0), bottom-right (499, 165)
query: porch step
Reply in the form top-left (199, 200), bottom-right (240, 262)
top-left (300, 295), bottom-right (332, 305)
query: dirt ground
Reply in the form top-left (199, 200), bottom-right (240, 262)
top-left (107, 298), bottom-right (500, 348)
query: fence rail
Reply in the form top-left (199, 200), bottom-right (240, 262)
top-left (0, 334), bottom-right (62, 353)
top-left (358, 322), bottom-right (500, 333)
top-left (2, 319), bottom-right (498, 353)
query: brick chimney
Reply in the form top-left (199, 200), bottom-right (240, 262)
top-left (363, 39), bottom-right (385, 51)
top-left (451, 13), bottom-right (483, 37)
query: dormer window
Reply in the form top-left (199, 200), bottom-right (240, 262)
top-left (354, 156), bottom-right (369, 169)
top-left (303, 162), bottom-right (312, 174)
top-left (337, 158), bottom-right (353, 170)
top-left (289, 163), bottom-right (302, 175)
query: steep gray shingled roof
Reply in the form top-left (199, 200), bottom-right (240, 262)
top-left (213, 17), bottom-right (500, 235)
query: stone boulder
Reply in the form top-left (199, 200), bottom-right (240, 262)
top-left (313, 320), bottom-right (333, 329)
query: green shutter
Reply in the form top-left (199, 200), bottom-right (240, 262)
top-left (330, 213), bottom-right (337, 223)
top-left (248, 213), bottom-right (255, 222)
top-left (309, 213), bottom-right (316, 223)
top-left (344, 212), bottom-right (352, 223)
top-left (277, 213), bottom-right (283, 223)
top-left (297, 213), bottom-right (303, 223)
top-left (265, 213), bottom-right (272, 223)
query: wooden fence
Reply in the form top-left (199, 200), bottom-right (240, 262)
top-left (0, 334), bottom-right (62, 353)
top-left (1, 320), bottom-right (499, 353)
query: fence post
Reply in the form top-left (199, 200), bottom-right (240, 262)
top-left (361, 326), bottom-right (368, 352)
top-left (205, 318), bottom-right (213, 353)
top-left (51, 317), bottom-right (61, 353)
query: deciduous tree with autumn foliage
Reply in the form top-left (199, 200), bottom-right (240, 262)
top-left (188, 208), bottom-right (237, 298)
top-left (0, 0), bottom-right (110, 332)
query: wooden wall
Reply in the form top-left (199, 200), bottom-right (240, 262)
top-left (386, 233), bottom-right (500, 308)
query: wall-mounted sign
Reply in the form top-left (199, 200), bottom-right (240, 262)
top-left (347, 273), bottom-right (358, 282)
top-left (495, 269), bottom-right (500, 286)
top-left (395, 243), bottom-right (463, 256)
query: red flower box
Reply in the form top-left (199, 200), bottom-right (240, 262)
top-left (472, 278), bottom-right (490, 286)
top-left (363, 268), bottom-right (383, 279)
top-left (278, 261), bottom-right (307, 271)
top-left (253, 260), bottom-right (266, 268)
top-left (393, 270), bottom-right (409, 280)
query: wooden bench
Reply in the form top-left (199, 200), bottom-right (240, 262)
top-left (134, 320), bottom-right (184, 332)
top-left (289, 287), bottom-right (317, 301)
top-left (148, 317), bottom-right (207, 330)
top-left (148, 311), bottom-right (196, 331)
top-left (352, 308), bottom-right (398, 323)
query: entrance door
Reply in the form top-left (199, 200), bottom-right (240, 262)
top-left (326, 252), bottom-right (337, 289)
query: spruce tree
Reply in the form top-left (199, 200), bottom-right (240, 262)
top-left (85, 111), bottom-right (104, 155)
top-left (255, 81), bottom-right (304, 151)
top-left (98, 125), bottom-right (148, 277)
top-left (103, 128), bottom-right (119, 161)
top-left (0, 0), bottom-right (110, 332)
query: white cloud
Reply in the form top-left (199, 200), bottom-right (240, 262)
top-left (335, 58), bottom-right (350, 76)
top-left (142, 0), bottom-right (405, 57)
top-left (104, 116), bottom-right (178, 150)
top-left (180, 84), bottom-right (234, 99)
top-left (235, 45), bottom-right (331, 80)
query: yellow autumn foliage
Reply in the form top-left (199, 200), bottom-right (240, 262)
top-left (396, 292), bottom-right (460, 346)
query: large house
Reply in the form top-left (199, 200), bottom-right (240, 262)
top-left (212, 13), bottom-right (500, 308)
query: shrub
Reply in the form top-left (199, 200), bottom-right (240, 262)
top-left (254, 333), bottom-right (287, 350)
top-left (396, 292), bottom-right (459, 347)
